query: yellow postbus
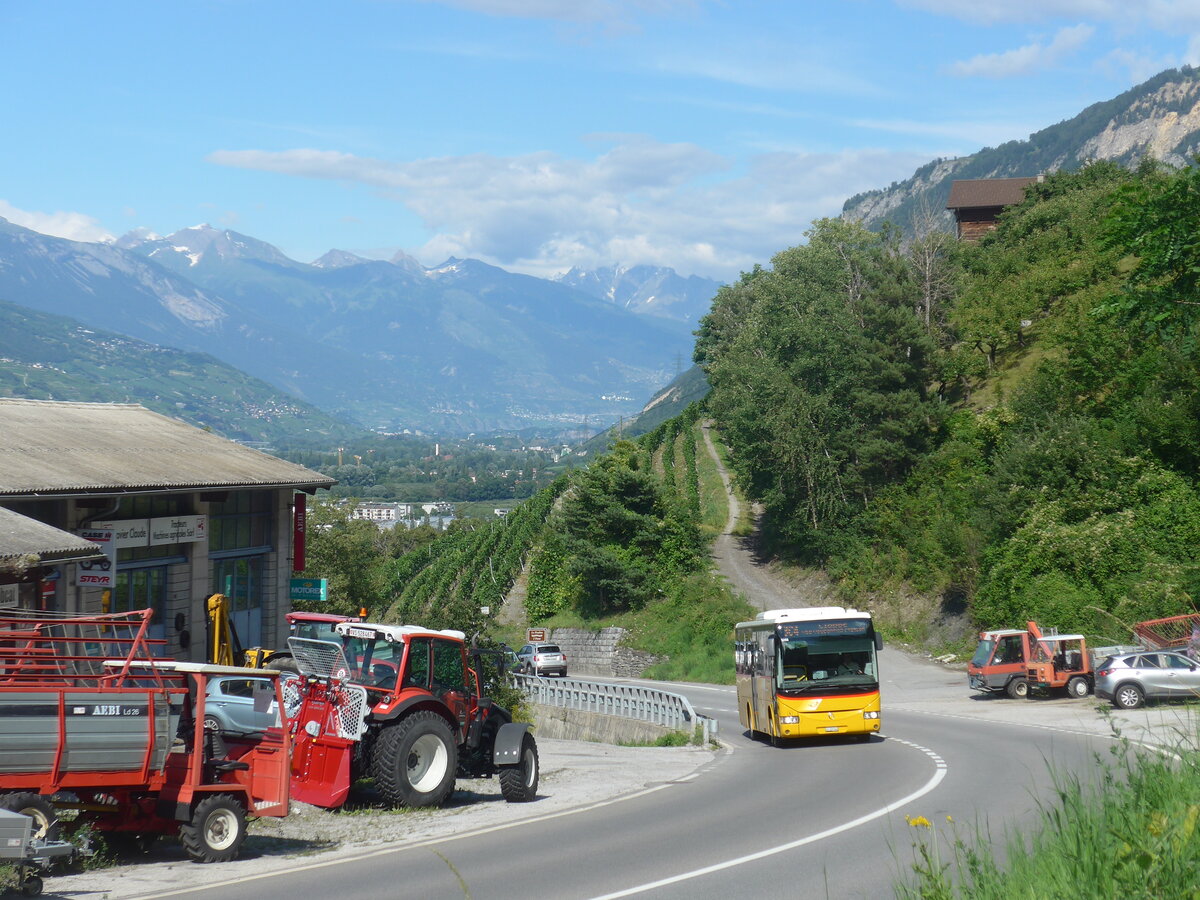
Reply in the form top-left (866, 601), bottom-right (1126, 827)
top-left (735, 607), bottom-right (883, 743)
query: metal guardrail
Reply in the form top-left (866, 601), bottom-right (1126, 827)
top-left (512, 673), bottom-right (718, 743)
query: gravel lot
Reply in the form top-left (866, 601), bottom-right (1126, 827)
top-left (44, 738), bottom-right (717, 900)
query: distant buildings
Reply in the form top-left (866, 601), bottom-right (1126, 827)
top-left (349, 500), bottom-right (455, 530)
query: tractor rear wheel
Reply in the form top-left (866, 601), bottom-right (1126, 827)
top-left (1067, 676), bottom-right (1090, 698)
top-left (1005, 677), bottom-right (1028, 700)
top-left (179, 794), bottom-right (246, 863)
top-left (372, 711), bottom-right (458, 807)
top-left (0, 793), bottom-right (59, 842)
top-left (499, 733), bottom-right (539, 802)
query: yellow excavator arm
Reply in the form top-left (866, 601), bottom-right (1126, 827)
top-left (207, 593), bottom-right (237, 666)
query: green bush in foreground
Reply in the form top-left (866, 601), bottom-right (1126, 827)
top-left (898, 727), bottom-right (1200, 898)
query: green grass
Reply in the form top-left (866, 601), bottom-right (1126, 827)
top-left (693, 420), bottom-right (730, 536)
top-left (896, 722), bottom-right (1200, 898)
top-left (627, 574), bottom-right (754, 684)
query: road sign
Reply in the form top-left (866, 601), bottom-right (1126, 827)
top-left (290, 577), bottom-right (328, 603)
top-left (527, 628), bottom-right (547, 642)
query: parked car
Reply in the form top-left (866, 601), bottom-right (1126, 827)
top-left (516, 642), bottom-right (568, 677)
top-left (203, 674), bottom-right (280, 734)
top-left (1095, 651), bottom-right (1200, 709)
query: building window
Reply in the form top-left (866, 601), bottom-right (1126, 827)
top-left (211, 556), bottom-right (266, 647)
top-left (208, 491), bottom-right (273, 554)
top-left (112, 566), bottom-right (168, 649)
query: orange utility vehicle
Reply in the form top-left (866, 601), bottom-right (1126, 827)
top-left (0, 609), bottom-right (290, 862)
top-left (968, 621), bottom-right (1094, 699)
top-left (968, 628), bottom-right (1035, 698)
top-left (1024, 622), bottom-right (1093, 697)
top-left (283, 620), bottom-right (538, 810)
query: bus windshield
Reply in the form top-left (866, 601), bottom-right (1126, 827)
top-left (776, 625), bottom-right (878, 694)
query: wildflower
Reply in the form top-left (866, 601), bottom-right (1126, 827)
top-left (906, 815), bottom-right (932, 828)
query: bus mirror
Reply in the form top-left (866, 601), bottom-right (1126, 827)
top-left (875, 634), bottom-right (884, 651)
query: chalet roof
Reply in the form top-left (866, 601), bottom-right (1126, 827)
top-left (0, 506), bottom-right (104, 568)
top-left (946, 177), bottom-right (1039, 211)
top-left (0, 398), bottom-right (336, 497)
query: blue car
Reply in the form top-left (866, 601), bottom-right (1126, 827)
top-left (203, 674), bottom-right (280, 735)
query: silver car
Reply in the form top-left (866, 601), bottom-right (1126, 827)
top-left (516, 642), bottom-right (568, 677)
top-left (1095, 651), bottom-right (1200, 709)
top-left (204, 674), bottom-right (280, 734)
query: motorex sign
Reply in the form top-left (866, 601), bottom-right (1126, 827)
top-left (289, 578), bottom-right (328, 603)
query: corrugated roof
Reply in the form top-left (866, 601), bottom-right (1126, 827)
top-left (946, 177), bottom-right (1039, 210)
top-left (0, 506), bottom-right (105, 566)
top-left (0, 399), bottom-right (336, 496)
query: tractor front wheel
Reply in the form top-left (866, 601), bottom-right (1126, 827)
top-left (0, 793), bottom-right (59, 842)
top-left (180, 794), bottom-right (246, 863)
top-left (1005, 677), bottom-right (1028, 700)
top-left (499, 733), bottom-right (539, 802)
top-left (372, 711), bottom-right (458, 807)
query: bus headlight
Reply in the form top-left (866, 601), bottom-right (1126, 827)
top-left (862, 711), bottom-right (879, 719)
top-left (779, 716), bottom-right (800, 724)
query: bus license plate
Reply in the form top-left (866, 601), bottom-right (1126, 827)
top-left (823, 726), bottom-right (840, 733)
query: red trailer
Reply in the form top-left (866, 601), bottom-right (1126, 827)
top-left (0, 609), bottom-right (289, 862)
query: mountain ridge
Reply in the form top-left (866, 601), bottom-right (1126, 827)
top-left (0, 219), bottom-right (706, 434)
top-left (842, 66), bottom-right (1200, 232)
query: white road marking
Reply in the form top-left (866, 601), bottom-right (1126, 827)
top-left (588, 735), bottom-right (949, 899)
top-left (129, 748), bottom-right (738, 900)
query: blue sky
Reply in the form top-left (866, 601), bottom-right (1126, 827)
top-left (3, 0), bottom-right (1199, 281)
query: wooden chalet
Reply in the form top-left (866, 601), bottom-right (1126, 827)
top-left (946, 176), bottom-right (1041, 241)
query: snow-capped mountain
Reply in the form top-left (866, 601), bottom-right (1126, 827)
top-left (555, 264), bottom-right (721, 323)
top-left (1, 220), bottom-right (695, 433)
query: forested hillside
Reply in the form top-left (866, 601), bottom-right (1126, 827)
top-left (697, 160), bottom-right (1200, 644)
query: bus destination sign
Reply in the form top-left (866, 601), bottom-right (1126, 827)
top-left (779, 619), bottom-right (870, 639)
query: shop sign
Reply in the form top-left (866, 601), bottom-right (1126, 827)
top-left (289, 577), bottom-right (327, 603)
top-left (149, 515), bottom-right (207, 546)
top-left (91, 519), bottom-right (150, 549)
top-left (75, 528), bottom-right (116, 588)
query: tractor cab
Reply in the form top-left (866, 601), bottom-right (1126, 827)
top-left (968, 628), bottom-right (1033, 698)
top-left (1026, 627), bottom-right (1092, 698)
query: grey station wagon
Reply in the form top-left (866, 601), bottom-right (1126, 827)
top-left (1094, 651), bottom-right (1200, 709)
top-left (516, 642), bottom-right (568, 677)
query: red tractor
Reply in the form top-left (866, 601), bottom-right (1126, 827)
top-left (283, 621), bottom-right (538, 810)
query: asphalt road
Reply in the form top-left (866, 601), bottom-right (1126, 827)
top-left (118, 649), bottom-right (1127, 900)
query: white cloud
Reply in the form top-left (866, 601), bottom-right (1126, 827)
top-left (653, 51), bottom-right (881, 95)
top-left (0, 200), bottom-right (114, 243)
top-left (209, 139), bottom-right (931, 280)
top-left (947, 24), bottom-right (1095, 77)
top-left (898, 0), bottom-right (1200, 29)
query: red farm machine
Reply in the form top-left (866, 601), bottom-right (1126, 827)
top-left (283, 620), bottom-right (539, 810)
top-left (0, 609), bottom-right (290, 864)
top-left (1132, 613), bottom-right (1200, 658)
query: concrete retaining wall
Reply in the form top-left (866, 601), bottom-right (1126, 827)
top-left (530, 703), bottom-right (678, 744)
top-left (550, 627), bottom-right (664, 678)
